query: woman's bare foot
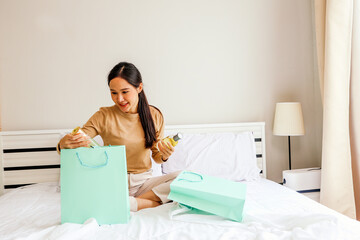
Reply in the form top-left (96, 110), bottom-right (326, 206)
top-left (135, 198), bottom-right (161, 210)
top-left (135, 190), bottom-right (162, 210)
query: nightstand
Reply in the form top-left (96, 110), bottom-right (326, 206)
top-left (282, 168), bottom-right (321, 202)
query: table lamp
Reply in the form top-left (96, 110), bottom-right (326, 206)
top-left (273, 102), bottom-right (305, 170)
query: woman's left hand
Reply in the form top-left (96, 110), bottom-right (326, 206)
top-left (157, 140), bottom-right (175, 161)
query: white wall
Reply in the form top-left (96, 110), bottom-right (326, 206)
top-left (0, 0), bottom-right (322, 182)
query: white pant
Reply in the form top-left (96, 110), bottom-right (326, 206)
top-left (128, 170), bottom-right (181, 211)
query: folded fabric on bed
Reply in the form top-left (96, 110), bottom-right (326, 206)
top-left (162, 132), bottom-right (260, 181)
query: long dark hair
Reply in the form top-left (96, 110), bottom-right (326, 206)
top-left (108, 62), bottom-right (157, 148)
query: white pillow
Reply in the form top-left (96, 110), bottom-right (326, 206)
top-left (162, 131), bottom-right (260, 181)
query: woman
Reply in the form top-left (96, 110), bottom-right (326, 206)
top-left (57, 62), bottom-right (179, 211)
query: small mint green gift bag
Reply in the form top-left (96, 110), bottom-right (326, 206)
top-left (168, 171), bottom-right (247, 222)
top-left (61, 146), bottom-right (130, 225)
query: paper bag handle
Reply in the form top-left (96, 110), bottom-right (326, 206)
top-left (178, 171), bottom-right (203, 182)
top-left (76, 151), bottom-right (109, 168)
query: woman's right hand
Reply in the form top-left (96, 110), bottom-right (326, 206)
top-left (59, 133), bottom-right (90, 149)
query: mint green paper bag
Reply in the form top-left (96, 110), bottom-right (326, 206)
top-left (61, 146), bottom-right (130, 225)
top-left (168, 171), bottom-right (246, 222)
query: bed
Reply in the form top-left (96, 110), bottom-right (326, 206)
top-left (0, 122), bottom-right (359, 240)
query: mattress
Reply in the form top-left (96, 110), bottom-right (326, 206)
top-left (0, 178), bottom-right (359, 240)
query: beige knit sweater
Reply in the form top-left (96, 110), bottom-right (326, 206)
top-left (60, 105), bottom-right (165, 174)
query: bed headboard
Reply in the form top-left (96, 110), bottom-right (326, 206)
top-left (0, 122), bottom-right (266, 195)
top-left (0, 129), bottom-right (67, 195)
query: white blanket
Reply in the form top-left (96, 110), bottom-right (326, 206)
top-left (1, 179), bottom-right (359, 240)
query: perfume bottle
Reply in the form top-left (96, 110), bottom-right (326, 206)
top-left (162, 133), bottom-right (183, 148)
top-left (71, 126), bottom-right (100, 147)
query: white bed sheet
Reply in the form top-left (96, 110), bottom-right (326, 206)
top-left (0, 179), bottom-right (359, 240)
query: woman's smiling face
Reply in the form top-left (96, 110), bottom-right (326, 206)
top-left (109, 77), bottom-right (143, 114)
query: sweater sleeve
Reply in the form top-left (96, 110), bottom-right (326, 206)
top-left (81, 109), bottom-right (105, 138)
top-left (56, 109), bottom-right (104, 154)
top-left (151, 107), bottom-right (166, 164)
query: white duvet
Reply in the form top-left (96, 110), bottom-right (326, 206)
top-left (0, 179), bottom-right (359, 240)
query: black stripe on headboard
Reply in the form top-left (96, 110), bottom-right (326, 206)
top-left (3, 147), bottom-right (57, 154)
top-left (4, 164), bottom-right (60, 171)
top-left (4, 183), bottom-right (33, 189)
top-left (254, 138), bottom-right (262, 158)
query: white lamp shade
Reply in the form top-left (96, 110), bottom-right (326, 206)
top-left (273, 102), bottom-right (305, 136)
